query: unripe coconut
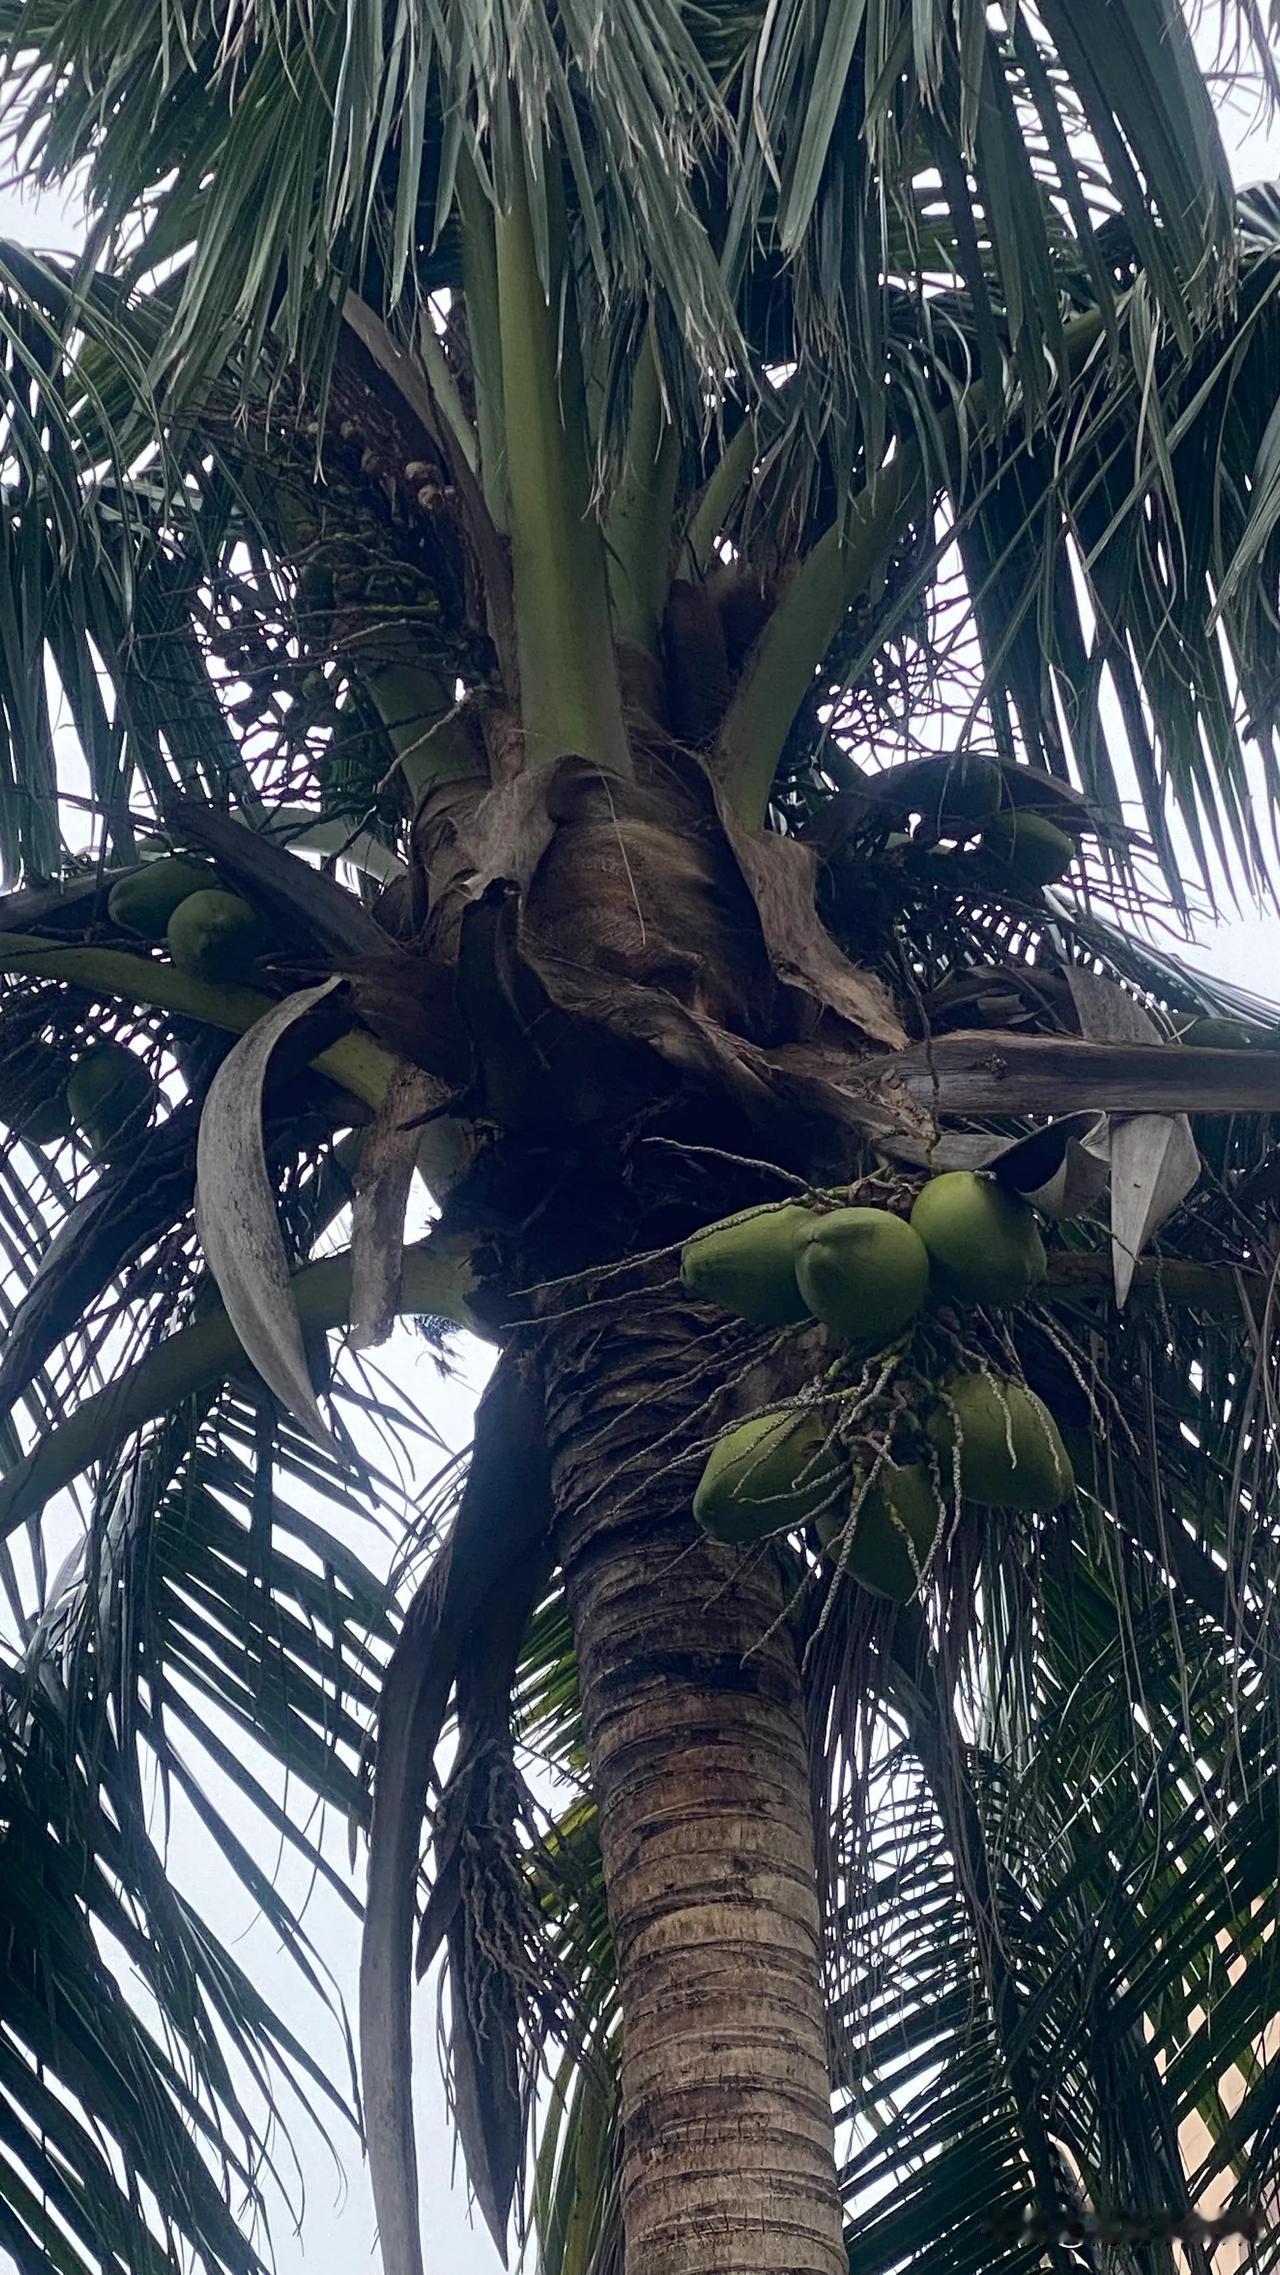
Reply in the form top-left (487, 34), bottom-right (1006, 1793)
top-left (680, 1202), bottom-right (813, 1327)
top-left (910, 1171), bottom-right (1046, 1307)
top-left (911, 752), bottom-right (1002, 834)
top-left (694, 1407), bottom-right (836, 1544)
top-left (794, 1207), bottom-right (930, 1345)
top-left (927, 1370), bottom-right (1073, 1509)
top-left (981, 810), bottom-right (1075, 887)
top-left (167, 889), bottom-right (269, 984)
top-left (66, 1042), bottom-right (154, 1160)
top-left (818, 1461), bottom-right (943, 1600)
top-left (107, 853), bottom-right (215, 940)
top-left (0, 1040), bottom-right (71, 1144)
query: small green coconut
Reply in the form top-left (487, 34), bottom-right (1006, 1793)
top-left (694, 1408), bottom-right (836, 1545)
top-left (680, 1202), bottom-right (814, 1327)
top-left (167, 888), bottom-right (269, 984)
top-left (66, 1042), bottom-right (154, 1160)
top-left (910, 1171), bottom-right (1046, 1308)
top-left (793, 1207), bottom-right (930, 1346)
top-left (0, 1041), bottom-right (71, 1144)
top-left (927, 1370), bottom-right (1073, 1509)
top-left (980, 810), bottom-right (1075, 888)
top-left (108, 853), bottom-right (215, 940)
top-left (818, 1461), bottom-right (943, 1600)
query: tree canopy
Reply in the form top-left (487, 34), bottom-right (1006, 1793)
top-left (0, 7), bottom-right (1279, 2275)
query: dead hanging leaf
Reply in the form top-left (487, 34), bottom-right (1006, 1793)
top-left (1020, 1122), bottom-right (1111, 1221)
top-left (1065, 968), bottom-right (1200, 1304)
top-left (195, 979), bottom-right (343, 1447)
top-left (1108, 1114), bottom-right (1201, 1308)
top-left (361, 1358), bottom-right (551, 2275)
top-left (990, 1110), bottom-right (1111, 1220)
top-left (719, 802), bottom-right (908, 1049)
top-left (446, 1909), bottom-right (524, 2262)
top-left (350, 1061), bottom-right (439, 1348)
top-left (1063, 968), bottom-right (1158, 1048)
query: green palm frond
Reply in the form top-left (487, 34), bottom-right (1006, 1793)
top-left (0, 0), bottom-right (1269, 487)
top-left (0, 1362), bottom-right (395, 2275)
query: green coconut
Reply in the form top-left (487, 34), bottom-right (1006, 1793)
top-left (793, 1207), bottom-right (930, 1346)
top-left (818, 1461), bottom-right (943, 1600)
top-left (166, 888), bottom-right (269, 983)
top-left (980, 810), bottom-right (1075, 887)
top-left (910, 1171), bottom-right (1046, 1308)
top-left (927, 1370), bottom-right (1073, 1509)
top-left (0, 1041), bottom-right (71, 1144)
top-left (680, 1202), bottom-right (814, 1327)
top-left (107, 853), bottom-right (215, 940)
top-left (65, 1042), bottom-right (155, 1160)
top-left (910, 752), bottom-right (1003, 834)
top-left (693, 1407), bottom-right (836, 1545)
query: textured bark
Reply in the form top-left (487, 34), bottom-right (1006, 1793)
top-left (545, 1290), bottom-right (845, 2275)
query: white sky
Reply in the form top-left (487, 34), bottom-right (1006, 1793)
top-left (1, 30), bottom-right (1280, 2275)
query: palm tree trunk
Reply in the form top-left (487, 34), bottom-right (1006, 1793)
top-left (546, 1289), bottom-right (845, 2275)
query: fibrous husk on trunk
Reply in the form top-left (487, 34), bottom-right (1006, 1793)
top-left (367, 749), bottom-right (911, 1164)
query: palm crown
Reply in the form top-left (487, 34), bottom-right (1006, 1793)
top-left (0, 7), bottom-right (1280, 2275)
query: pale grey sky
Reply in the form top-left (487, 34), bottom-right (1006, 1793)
top-left (1, 30), bottom-right (1279, 2275)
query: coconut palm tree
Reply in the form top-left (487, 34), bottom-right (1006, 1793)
top-left (3, 6), bottom-right (1280, 2275)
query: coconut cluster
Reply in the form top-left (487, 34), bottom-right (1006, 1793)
top-left (0, 846), bottom-right (272, 1163)
top-left (0, 1031), bottom-right (158, 1162)
top-left (887, 754), bottom-right (1077, 886)
top-left (681, 1172), bottom-right (1073, 1598)
top-left (108, 845), bottom-right (270, 983)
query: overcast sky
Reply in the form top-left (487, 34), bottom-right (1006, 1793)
top-left (1, 36), bottom-right (1280, 2275)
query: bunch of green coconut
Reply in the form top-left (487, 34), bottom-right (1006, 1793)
top-left (0, 844), bottom-right (271, 1162)
top-left (907, 754), bottom-right (1077, 888)
top-left (681, 1171), bottom-right (1073, 1602)
top-left (0, 1031), bottom-right (156, 1162)
top-left (107, 840), bottom-right (270, 984)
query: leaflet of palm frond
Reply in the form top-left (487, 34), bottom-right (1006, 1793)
top-left (427, 1558), bottom-right (557, 2259)
top-left (1012, 1575), bottom-right (1280, 2225)
top-left (1066, 969), bottom-right (1200, 1304)
top-left (1044, 257), bottom-right (1280, 904)
top-left (954, 443), bottom-right (1106, 793)
top-left (0, 1660), bottom-right (350, 2275)
top-left (818, 1529), bottom-right (1263, 2275)
top-left (515, 1586), bottom-right (583, 1762)
top-left (534, 2033), bottom-right (622, 2275)
top-left (417, 1538), bottom-right (550, 1981)
top-left (361, 1354), bottom-right (553, 2275)
top-left (0, 1099), bottom-right (202, 1430)
top-left (984, 1113), bottom-right (1112, 1221)
top-left (890, 1617), bottom-right (1113, 2275)
top-left (127, 555), bottom-right (260, 810)
top-left (142, 1422), bottom-right (391, 1803)
top-left (0, 1076), bottom-right (364, 1451)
